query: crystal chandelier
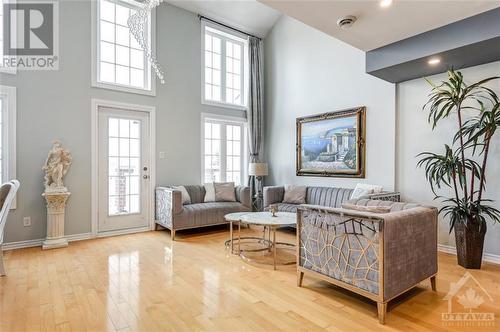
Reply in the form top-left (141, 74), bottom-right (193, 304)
top-left (128, 0), bottom-right (165, 83)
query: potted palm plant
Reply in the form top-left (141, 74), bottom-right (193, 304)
top-left (418, 69), bottom-right (500, 269)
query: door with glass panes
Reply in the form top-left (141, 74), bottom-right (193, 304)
top-left (98, 107), bottom-right (150, 232)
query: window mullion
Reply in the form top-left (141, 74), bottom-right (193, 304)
top-left (239, 124), bottom-right (244, 183)
top-left (221, 37), bottom-right (227, 104)
top-left (220, 124), bottom-right (227, 182)
top-left (240, 44), bottom-right (245, 107)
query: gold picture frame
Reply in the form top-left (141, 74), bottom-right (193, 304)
top-left (296, 106), bottom-right (366, 178)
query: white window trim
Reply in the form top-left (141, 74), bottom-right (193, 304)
top-left (91, 0), bottom-right (157, 96)
top-left (200, 112), bottom-right (247, 185)
top-left (201, 20), bottom-right (249, 111)
top-left (0, 85), bottom-right (16, 208)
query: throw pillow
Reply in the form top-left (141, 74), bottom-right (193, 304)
top-left (350, 183), bottom-right (383, 199)
top-left (342, 203), bottom-right (391, 214)
top-left (204, 183), bottom-right (215, 202)
top-left (173, 186), bottom-right (191, 205)
top-left (214, 182), bottom-right (236, 202)
top-left (283, 185), bottom-right (307, 204)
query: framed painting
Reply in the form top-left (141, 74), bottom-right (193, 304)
top-left (296, 107), bottom-right (366, 178)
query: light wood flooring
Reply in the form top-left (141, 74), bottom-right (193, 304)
top-left (1, 226), bottom-right (499, 331)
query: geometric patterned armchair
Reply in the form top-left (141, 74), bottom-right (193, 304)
top-left (297, 199), bottom-right (438, 324)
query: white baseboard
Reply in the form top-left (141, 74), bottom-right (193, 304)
top-left (96, 226), bottom-right (151, 238)
top-left (438, 244), bottom-right (500, 265)
top-left (2, 238), bottom-right (44, 251)
top-left (2, 228), bottom-right (150, 251)
top-left (66, 232), bottom-right (93, 242)
top-left (3, 232), bottom-right (93, 251)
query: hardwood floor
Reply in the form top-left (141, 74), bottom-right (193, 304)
top-left (1, 227), bottom-right (499, 331)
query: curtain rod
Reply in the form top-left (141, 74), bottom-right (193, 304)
top-left (198, 14), bottom-right (261, 40)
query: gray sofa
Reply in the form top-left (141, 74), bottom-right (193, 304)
top-left (263, 185), bottom-right (400, 212)
top-left (155, 185), bottom-right (251, 240)
top-left (297, 198), bottom-right (438, 324)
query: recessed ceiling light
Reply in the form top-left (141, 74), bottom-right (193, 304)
top-left (380, 0), bottom-right (393, 8)
top-left (428, 58), bottom-right (441, 65)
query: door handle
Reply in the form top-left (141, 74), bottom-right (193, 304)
top-left (143, 175), bottom-right (149, 179)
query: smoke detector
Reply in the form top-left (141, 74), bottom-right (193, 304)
top-left (336, 15), bottom-right (357, 30)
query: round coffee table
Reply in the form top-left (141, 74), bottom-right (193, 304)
top-left (224, 212), bottom-right (271, 253)
top-left (227, 211), bottom-right (296, 270)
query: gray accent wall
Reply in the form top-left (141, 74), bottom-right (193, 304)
top-left (264, 16), bottom-right (396, 191)
top-left (0, 1), bottom-right (244, 243)
top-left (396, 60), bottom-right (500, 257)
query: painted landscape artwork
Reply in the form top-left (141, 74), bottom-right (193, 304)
top-left (296, 107), bottom-right (365, 177)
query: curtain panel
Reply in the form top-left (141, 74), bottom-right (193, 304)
top-left (247, 36), bottom-right (264, 210)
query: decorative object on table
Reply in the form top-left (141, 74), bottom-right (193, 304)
top-left (296, 107), bottom-right (366, 177)
top-left (297, 200), bottom-right (438, 324)
top-left (0, 180), bottom-right (20, 276)
top-left (248, 162), bottom-right (268, 211)
top-left (269, 204), bottom-right (278, 217)
top-left (42, 140), bottom-right (72, 250)
top-left (417, 69), bottom-right (500, 269)
top-left (127, 0), bottom-right (165, 83)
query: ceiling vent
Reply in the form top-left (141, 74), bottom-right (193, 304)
top-left (337, 15), bottom-right (357, 30)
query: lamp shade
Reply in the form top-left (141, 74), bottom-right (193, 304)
top-left (248, 162), bottom-right (268, 176)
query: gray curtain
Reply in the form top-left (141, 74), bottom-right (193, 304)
top-left (247, 36), bottom-right (264, 210)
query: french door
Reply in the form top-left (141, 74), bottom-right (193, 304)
top-left (98, 107), bottom-right (151, 233)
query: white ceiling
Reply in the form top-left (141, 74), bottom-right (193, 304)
top-left (258, 0), bottom-right (500, 50)
top-left (166, 0), bottom-right (282, 37)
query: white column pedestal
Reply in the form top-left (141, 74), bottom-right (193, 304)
top-left (42, 191), bottom-right (70, 250)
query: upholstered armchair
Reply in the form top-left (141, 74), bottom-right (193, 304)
top-left (296, 199), bottom-right (438, 324)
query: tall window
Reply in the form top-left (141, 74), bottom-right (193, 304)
top-left (0, 85), bottom-right (16, 188)
top-left (202, 21), bottom-right (248, 109)
top-left (202, 115), bottom-right (246, 185)
top-left (94, 0), bottom-right (153, 93)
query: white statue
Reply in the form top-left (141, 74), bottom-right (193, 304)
top-left (43, 140), bottom-right (72, 192)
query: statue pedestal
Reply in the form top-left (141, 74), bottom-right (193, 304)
top-left (42, 191), bottom-right (70, 250)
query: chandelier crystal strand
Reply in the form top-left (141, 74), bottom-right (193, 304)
top-left (128, 0), bottom-right (165, 84)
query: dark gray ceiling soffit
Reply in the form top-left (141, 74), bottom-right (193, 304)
top-left (366, 7), bottom-right (500, 83)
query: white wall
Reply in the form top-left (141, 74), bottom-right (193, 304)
top-left (264, 16), bottom-right (396, 190)
top-left (397, 60), bottom-right (500, 257)
top-left (0, 1), bottom-right (243, 244)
